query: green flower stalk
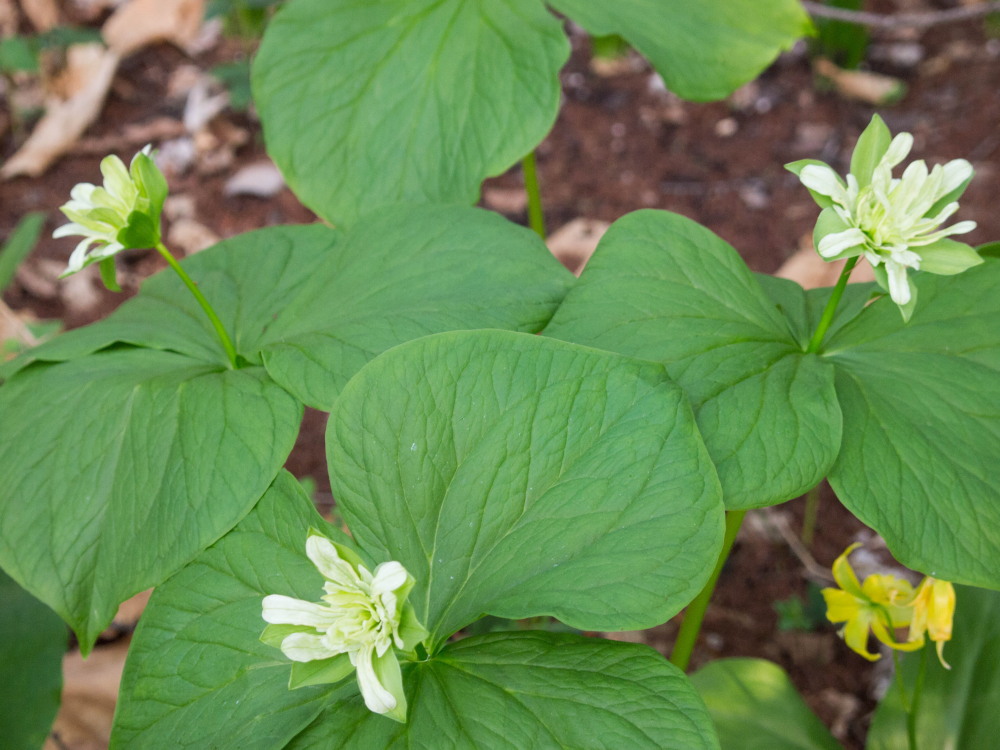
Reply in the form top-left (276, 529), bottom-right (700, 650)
top-left (262, 531), bottom-right (428, 723)
top-left (788, 115), bottom-right (982, 320)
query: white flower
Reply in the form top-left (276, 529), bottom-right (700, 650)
top-left (53, 145), bottom-right (168, 278)
top-left (261, 532), bottom-right (427, 722)
top-left (788, 115), bottom-right (982, 316)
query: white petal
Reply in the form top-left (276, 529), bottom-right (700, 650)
top-left (354, 644), bottom-right (397, 714)
top-left (279, 632), bottom-right (341, 662)
top-left (800, 165), bottom-right (848, 203)
top-left (370, 562), bottom-right (407, 596)
top-left (306, 535), bottom-right (363, 590)
top-left (61, 238), bottom-right (98, 277)
top-left (941, 159), bottom-right (973, 194)
top-left (817, 227), bottom-right (866, 258)
top-left (53, 222), bottom-right (89, 239)
top-left (69, 183), bottom-right (98, 204)
top-left (886, 260), bottom-right (912, 305)
top-left (882, 132), bottom-right (913, 169)
top-left (262, 594), bottom-right (339, 628)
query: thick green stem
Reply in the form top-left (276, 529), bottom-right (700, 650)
top-left (155, 242), bottom-right (238, 368)
top-left (801, 483), bottom-right (821, 547)
top-left (669, 510), bottom-right (747, 672)
top-left (806, 256), bottom-right (859, 354)
top-left (907, 647), bottom-right (928, 750)
top-left (522, 151), bottom-right (546, 240)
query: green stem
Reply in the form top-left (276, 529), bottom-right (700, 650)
top-left (908, 647), bottom-right (928, 750)
top-left (801, 483), bottom-right (821, 547)
top-left (669, 510), bottom-right (747, 672)
top-left (806, 256), bottom-right (859, 354)
top-left (155, 242), bottom-right (238, 368)
top-left (522, 151), bottom-right (546, 240)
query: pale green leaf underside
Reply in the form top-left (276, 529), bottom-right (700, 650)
top-left (0, 350), bottom-right (302, 650)
top-left (253, 0), bottom-right (568, 225)
top-left (544, 210), bottom-right (842, 509)
top-left (111, 472), bottom-right (347, 749)
top-left (260, 205), bottom-right (573, 410)
top-left (868, 585), bottom-right (1000, 750)
top-left (825, 261), bottom-right (1000, 588)
top-left (328, 329), bottom-right (725, 645)
top-left (289, 632), bottom-right (720, 750)
top-left (0, 570), bottom-right (65, 750)
top-left (549, 0), bottom-right (811, 101)
top-left (691, 658), bottom-right (841, 750)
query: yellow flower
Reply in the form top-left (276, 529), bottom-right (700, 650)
top-left (822, 543), bottom-right (923, 661)
top-left (907, 577), bottom-right (956, 669)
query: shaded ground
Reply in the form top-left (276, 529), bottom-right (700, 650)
top-left (2, 3), bottom-right (998, 748)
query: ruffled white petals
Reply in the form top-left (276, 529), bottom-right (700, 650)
top-left (817, 227), bottom-right (866, 258)
top-left (262, 594), bottom-right (341, 629)
top-left (886, 260), bottom-right (912, 305)
top-left (800, 164), bottom-right (848, 203)
top-left (941, 159), bottom-right (973, 194)
top-left (306, 534), bottom-right (361, 589)
top-left (355, 644), bottom-right (398, 714)
top-left (883, 132), bottom-right (913, 169)
top-left (279, 631), bottom-right (341, 662)
top-left (371, 562), bottom-right (408, 596)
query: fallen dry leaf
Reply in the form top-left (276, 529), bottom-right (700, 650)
top-left (814, 58), bottom-right (907, 106)
top-left (0, 0), bottom-right (19, 35)
top-left (102, 0), bottom-right (205, 57)
top-left (0, 298), bottom-right (39, 356)
top-left (775, 242), bottom-right (875, 290)
top-left (225, 160), bottom-right (286, 198)
top-left (546, 217), bottom-right (610, 276)
top-left (20, 0), bottom-right (60, 31)
top-left (0, 44), bottom-right (120, 179)
top-left (167, 217), bottom-right (220, 255)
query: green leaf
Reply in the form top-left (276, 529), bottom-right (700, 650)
top-left (549, 0), bottom-right (811, 102)
top-left (824, 260), bottom-right (1000, 587)
top-left (849, 114), bottom-right (891, 189)
top-left (0, 569), bottom-right (66, 750)
top-left (111, 471), bottom-right (349, 749)
top-left (0, 212), bottom-right (44, 293)
top-left (691, 659), bottom-right (841, 750)
top-left (260, 205), bottom-right (573, 409)
top-left (544, 210), bottom-right (842, 509)
top-left (867, 585), bottom-right (1000, 750)
top-left (0, 35), bottom-right (39, 73)
top-left (288, 632), bottom-right (720, 749)
top-left (327, 329), bottom-right (725, 646)
top-left (252, 0), bottom-right (569, 225)
top-left (0, 350), bottom-right (302, 651)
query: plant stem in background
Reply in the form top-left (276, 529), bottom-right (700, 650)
top-left (806, 256), bottom-right (859, 354)
top-left (801, 483), bottom-right (821, 547)
top-left (907, 647), bottom-right (929, 750)
top-left (154, 242), bottom-right (239, 369)
top-left (522, 150), bottom-right (546, 240)
top-left (669, 510), bottom-right (747, 672)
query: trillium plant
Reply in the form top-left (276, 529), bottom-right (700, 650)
top-left (1, 1), bottom-right (998, 749)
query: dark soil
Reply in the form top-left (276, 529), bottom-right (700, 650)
top-left (3, 5), bottom-right (998, 748)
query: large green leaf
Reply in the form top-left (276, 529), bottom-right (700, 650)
top-left (0, 350), bottom-right (301, 651)
top-left (111, 472), bottom-right (346, 749)
top-left (690, 659), bottom-right (841, 750)
top-left (260, 205), bottom-right (573, 409)
top-left (867, 585), bottom-right (1000, 749)
top-left (549, 0), bottom-right (811, 101)
top-left (824, 261), bottom-right (1000, 588)
top-left (327, 329), bottom-right (725, 646)
top-left (544, 210), bottom-right (842, 509)
top-left (252, 0), bottom-right (569, 225)
top-left (288, 632), bottom-right (720, 749)
top-left (0, 569), bottom-right (66, 750)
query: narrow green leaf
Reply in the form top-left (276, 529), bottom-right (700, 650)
top-left (545, 210), bottom-right (842, 509)
top-left (0, 569), bottom-right (66, 750)
top-left (825, 260), bottom-right (1000, 587)
top-left (0, 212), bottom-right (45, 293)
top-left (867, 585), bottom-right (1000, 750)
top-left (0, 350), bottom-right (302, 650)
top-left (690, 659), bottom-right (842, 750)
top-left (288, 632), bottom-right (720, 749)
top-left (549, 0), bottom-right (811, 101)
top-left (327, 329), bottom-right (725, 645)
top-left (253, 0), bottom-right (569, 225)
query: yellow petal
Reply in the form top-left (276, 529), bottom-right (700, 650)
top-left (831, 543), bottom-right (866, 598)
top-left (822, 588), bottom-right (861, 624)
top-left (842, 611), bottom-right (880, 661)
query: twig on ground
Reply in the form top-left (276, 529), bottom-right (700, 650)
top-left (802, 1), bottom-right (1000, 29)
top-left (755, 508), bottom-right (836, 585)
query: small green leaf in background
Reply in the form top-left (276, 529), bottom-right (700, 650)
top-left (0, 212), bottom-right (45, 293)
top-left (210, 60), bottom-right (254, 111)
top-left (327, 329), bottom-right (725, 646)
top-left (690, 658), bottom-right (842, 750)
top-left (824, 260), bottom-right (1000, 589)
top-left (289, 632), bottom-right (720, 749)
top-left (548, 0), bottom-right (812, 101)
top-left (0, 36), bottom-right (39, 73)
top-left (544, 210), bottom-right (842, 509)
top-left (0, 350), bottom-right (302, 651)
top-left (252, 0), bottom-right (569, 226)
top-left (867, 585), bottom-right (1000, 749)
top-left (813, 0), bottom-right (870, 69)
top-left (0, 569), bottom-right (66, 750)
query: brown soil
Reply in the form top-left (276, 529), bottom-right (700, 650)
top-left (3, 4), bottom-right (997, 748)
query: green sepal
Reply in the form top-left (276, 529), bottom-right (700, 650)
top-left (785, 158), bottom-right (836, 209)
top-left (130, 152), bottom-right (169, 220)
top-left (918, 238), bottom-right (984, 275)
top-left (116, 210), bottom-right (160, 250)
top-left (289, 654), bottom-right (354, 690)
top-left (849, 114), bottom-right (891, 188)
top-left (397, 604), bottom-right (430, 654)
top-left (813, 205), bottom-right (862, 260)
top-left (98, 257), bottom-right (121, 292)
top-left (260, 623), bottom-right (303, 650)
top-left (372, 650), bottom-right (407, 724)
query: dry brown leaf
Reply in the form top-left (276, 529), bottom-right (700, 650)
top-left (102, 0), bottom-right (205, 57)
top-left (167, 217), bottom-right (220, 255)
top-left (224, 160), bottom-right (286, 198)
top-left (0, 299), bottom-right (39, 357)
top-left (481, 187), bottom-right (527, 215)
top-left (19, 0), bottom-right (60, 31)
top-left (814, 58), bottom-right (907, 106)
top-left (0, 0), bottom-right (19, 35)
top-left (0, 44), bottom-right (120, 179)
top-left (46, 640), bottom-right (130, 750)
top-left (546, 217), bottom-right (610, 276)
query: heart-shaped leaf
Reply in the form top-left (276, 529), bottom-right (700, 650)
top-left (327, 329), bottom-right (725, 646)
top-left (545, 210), bottom-right (842, 509)
top-left (253, 0), bottom-right (569, 225)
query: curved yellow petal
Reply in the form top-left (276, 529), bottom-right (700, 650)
top-left (831, 543), bottom-right (866, 598)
